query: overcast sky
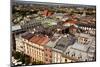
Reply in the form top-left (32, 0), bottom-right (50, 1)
top-left (13, 0), bottom-right (96, 5)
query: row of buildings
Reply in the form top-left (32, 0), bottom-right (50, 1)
top-left (12, 2), bottom-right (96, 65)
top-left (13, 30), bottom-right (95, 64)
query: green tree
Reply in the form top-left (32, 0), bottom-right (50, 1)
top-left (14, 51), bottom-right (21, 59)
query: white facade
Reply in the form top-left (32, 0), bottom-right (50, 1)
top-left (15, 36), bottom-right (45, 62)
top-left (52, 51), bottom-right (72, 63)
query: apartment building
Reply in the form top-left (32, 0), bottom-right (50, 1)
top-left (15, 31), bottom-right (95, 64)
top-left (52, 50), bottom-right (65, 63)
top-left (64, 33), bottom-right (96, 62)
top-left (44, 47), bottom-right (52, 64)
top-left (45, 34), bottom-right (76, 63)
top-left (77, 23), bottom-right (96, 35)
top-left (15, 32), bottom-right (50, 63)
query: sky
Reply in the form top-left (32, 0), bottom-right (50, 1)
top-left (14, 0), bottom-right (96, 5)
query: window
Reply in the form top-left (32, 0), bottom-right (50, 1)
top-left (43, 52), bottom-right (44, 56)
top-left (67, 51), bottom-right (70, 54)
top-left (20, 46), bottom-right (23, 49)
top-left (65, 59), bottom-right (67, 62)
top-left (45, 58), bottom-right (48, 61)
top-left (45, 48), bottom-right (47, 51)
top-left (45, 54), bottom-right (48, 56)
top-left (50, 55), bottom-right (52, 58)
top-left (85, 59), bottom-right (88, 61)
top-left (49, 50), bottom-right (52, 52)
top-left (49, 60), bottom-right (52, 63)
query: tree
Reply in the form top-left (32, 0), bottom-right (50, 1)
top-left (14, 52), bottom-right (21, 59)
top-left (32, 61), bottom-right (44, 65)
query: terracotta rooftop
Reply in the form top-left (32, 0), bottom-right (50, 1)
top-left (29, 35), bottom-right (50, 46)
top-left (64, 20), bottom-right (77, 24)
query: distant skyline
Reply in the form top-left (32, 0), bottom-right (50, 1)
top-left (12, 0), bottom-right (96, 7)
top-left (12, 0), bottom-right (96, 5)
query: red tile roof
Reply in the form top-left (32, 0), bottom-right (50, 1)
top-left (43, 10), bottom-right (53, 17)
top-left (29, 35), bottom-right (50, 46)
top-left (64, 20), bottom-right (77, 24)
top-left (48, 12), bottom-right (53, 16)
top-left (43, 10), bottom-right (48, 16)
